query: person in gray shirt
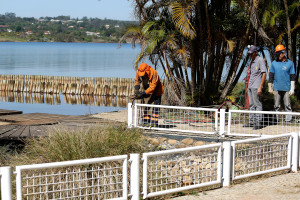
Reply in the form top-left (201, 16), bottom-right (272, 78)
top-left (243, 45), bottom-right (267, 130)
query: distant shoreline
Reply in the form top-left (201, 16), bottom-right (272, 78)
top-left (0, 37), bottom-right (133, 44)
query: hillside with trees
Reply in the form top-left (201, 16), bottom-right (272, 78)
top-left (0, 12), bottom-right (138, 43)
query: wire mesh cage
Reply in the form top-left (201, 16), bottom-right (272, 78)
top-left (232, 135), bottom-right (291, 179)
top-left (16, 156), bottom-right (128, 200)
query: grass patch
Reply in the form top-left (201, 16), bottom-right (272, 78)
top-left (9, 124), bottom-right (146, 166)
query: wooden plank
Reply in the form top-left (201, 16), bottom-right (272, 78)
top-left (9, 126), bottom-right (27, 138)
top-left (0, 125), bottom-right (21, 139)
top-left (19, 126), bottom-right (30, 138)
top-left (0, 109), bottom-right (22, 116)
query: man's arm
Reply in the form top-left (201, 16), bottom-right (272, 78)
top-left (258, 72), bottom-right (266, 96)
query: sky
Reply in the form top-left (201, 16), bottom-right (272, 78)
top-left (0, 0), bottom-right (135, 21)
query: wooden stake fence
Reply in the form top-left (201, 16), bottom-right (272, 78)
top-left (0, 75), bottom-right (136, 97)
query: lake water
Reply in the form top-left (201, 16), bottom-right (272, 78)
top-left (0, 42), bottom-right (158, 115)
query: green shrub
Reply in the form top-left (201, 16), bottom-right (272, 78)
top-left (10, 124), bottom-right (146, 165)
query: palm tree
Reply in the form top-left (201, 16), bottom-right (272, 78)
top-left (122, 0), bottom-right (299, 106)
top-left (260, 0), bottom-right (299, 78)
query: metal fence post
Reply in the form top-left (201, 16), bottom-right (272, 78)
top-left (130, 154), bottom-right (140, 200)
top-left (292, 132), bottom-right (299, 172)
top-left (219, 109), bottom-right (226, 137)
top-left (128, 103), bottom-right (133, 128)
top-left (222, 141), bottom-right (232, 187)
top-left (0, 166), bottom-right (12, 200)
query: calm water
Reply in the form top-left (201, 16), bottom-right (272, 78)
top-left (0, 42), bottom-right (157, 115)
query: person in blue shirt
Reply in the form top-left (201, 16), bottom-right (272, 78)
top-left (268, 44), bottom-right (295, 122)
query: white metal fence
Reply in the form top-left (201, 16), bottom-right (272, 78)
top-left (227, 110), bottom-right (300, 136)
top-left (128, 103), bottom-right (218, 134)
top-left (231, 134), bottom-right (294, 180)
top-left (142, 144), bottom-right (222, 199)
top-left (0, 167), bottom-right (12, 200)
top-left (1, 133), bottom-right (299, 200)
top-left (128, 103), bottom-right (300, 137)
top-left (15, 155), bottom-right (128, 200)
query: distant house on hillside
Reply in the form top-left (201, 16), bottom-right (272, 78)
top-left (50, 19), bottom-right (61, 23)
top-left (25, 31), bottom-right (33, 35)
top-left (44, 31), bottom-right (51, 35)
top-left (86, 31), bottom-right (100, 37)
top-left (105, 25), bottom-right (110, 29)
top-left (38, 19), bottom-right (48, 22)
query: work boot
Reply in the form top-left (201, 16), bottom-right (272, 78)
top-left (243, 123), bottom-right (254, 128)
top-left (150, 121), bottom-right (158, 128)
top-left (253, 123), bottom-right (263, 130)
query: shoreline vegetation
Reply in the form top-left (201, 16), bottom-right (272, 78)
top-left (0, 12), bottom-right (138, 43)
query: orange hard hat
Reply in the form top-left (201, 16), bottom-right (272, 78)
top-left (275, 44), bottom-right (286, 53)
top-left (138, 63), bottom-right (150, 76)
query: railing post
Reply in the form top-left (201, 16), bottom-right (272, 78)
top-left (222, 141), bottom-right (232, 187)
top-left (219, 109), bottom-right (226, 137)
top-left (0, 166), bottom-right (12, 200)
top-left (291, 132), bottom-right (299, 172)
top-left (130, 154), bottom-right (140, 200)
top-left (128, 103), bottom-right (133, 128)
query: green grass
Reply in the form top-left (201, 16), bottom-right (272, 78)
top-left (9, 124), bottom-right (147, 166)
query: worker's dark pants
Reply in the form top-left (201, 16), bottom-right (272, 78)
top-left (143, 95), bottom-right (161, 126)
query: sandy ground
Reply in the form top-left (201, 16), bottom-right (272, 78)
top-left (0, 121), bottom-right (12, 125)
top-left (92, 109), bottom-right (128, 123)
top-left (170, 172), bottom-right (300, 200)
top-left (93, 109), bottom-right (300, 200)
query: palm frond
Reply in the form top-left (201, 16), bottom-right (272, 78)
top-left (169, 1), bottom-right (198, 39)
top-left (141, 21), bottom-right (156, 34)
top-left (227, 40), bottom-right (236, 53)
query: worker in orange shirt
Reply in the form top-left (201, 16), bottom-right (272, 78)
top-left (134, 63), bottom-right (164, 127)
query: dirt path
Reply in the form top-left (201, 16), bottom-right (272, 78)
top-left (92, 109), bottom-right (300, 200)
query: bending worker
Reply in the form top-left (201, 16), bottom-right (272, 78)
top-left (134, 63), bottom-right (164, 127)
top-left (268, 44), bottom-right (295, 122)
top-left (243, 45), bottom-right (266, 130)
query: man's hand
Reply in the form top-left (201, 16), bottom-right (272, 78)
top-left (257, 87), bottom-right (262, 96)
top-left (268, 83), bottom-right (274, 94)
top-left (134, 85), bottom-right (140, 95)
top-left (130, 95), bottom-right (136, 100)
top-left (289, 81), bottom-right (295, 96)
top-left (136, 91), bottom-right (146, 99)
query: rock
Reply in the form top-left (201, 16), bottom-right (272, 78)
top-left (149, 138), bottom-right (160, 146)
top-left (159, 137), bottom-right (167, 143)
top-left (181, 138), bottom-right (194, 145)
top-left (176, 144), bottom-right (186, 148)
top-left (194, 141), bottom-right (205, 146)
top-left (168, 139), bottom-right (177, 145)
top-left (166, 161), bottom-right (176, 167)
top-left (182, 176), bottom-right (193, 185)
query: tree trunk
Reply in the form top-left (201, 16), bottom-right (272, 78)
top-left (135, 0), bottom-right (148, 20)
top-left (220, 21), bottom-right (251, 101)
top-left (297, 45), bottom-right (300, 81)
top-left (283, 0), bottom-right (293, 61)
top-left (196, 2), bottom-right (205, 91)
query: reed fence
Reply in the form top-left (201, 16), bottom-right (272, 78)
top-left (0, 75), bottom-right (137, 97)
